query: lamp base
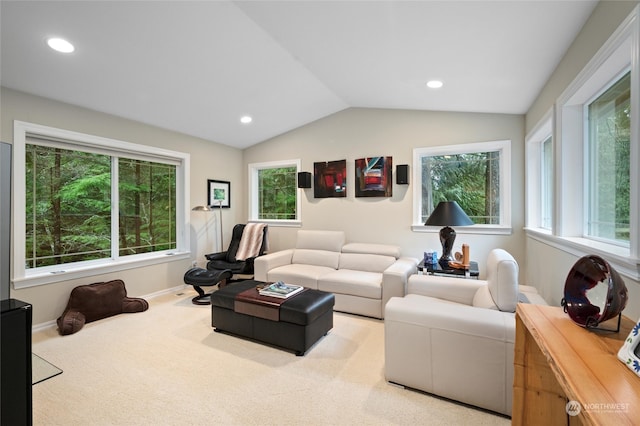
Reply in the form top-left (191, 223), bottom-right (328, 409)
top-left (438, 226), bottom-right (456, 265)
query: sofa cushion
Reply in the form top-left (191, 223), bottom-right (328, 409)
top-left (339, 252), bottom-right (395, 273)
top-left (341, 242), bottom-right (400, 258)
top-left (319, 269), bottom-right (382, 299)
top-left (292, 249), bottom-right (340, 269)
top-left (296, 230), bottom-right (345, 251)
top-left (267, 264), bottom-right (336, 289)
top-left (472, 285), bottom-right (499, 310)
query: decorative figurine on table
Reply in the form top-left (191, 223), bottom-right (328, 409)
top-left (561, 255), bottom-right (628, 331)
top-left (423, 251), bottom-right (437, 265)
top-left (448, 244), bottom-right (470, 270)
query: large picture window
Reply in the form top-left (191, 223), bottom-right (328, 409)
top-left (14, 121), bottom-right (189, 287)
top-left (248, 159), bottom-right (301, 225)
top-left (413, 140), bottom-right (511, 233)
top-left (25, 146), bottom-right (177, 268)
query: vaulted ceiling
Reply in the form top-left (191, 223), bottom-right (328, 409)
top-left (1, 1), bottom-right (598, 149)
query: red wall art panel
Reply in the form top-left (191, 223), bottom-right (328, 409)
top-left (355, 156), bottom-right (392, 197)
top-left (314, 160), bottom-right (347, 198)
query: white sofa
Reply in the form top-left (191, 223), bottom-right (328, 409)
top-left (255, 230), bottom-right (417, 319)
top-left (384, 249), bottom-right (547, 416)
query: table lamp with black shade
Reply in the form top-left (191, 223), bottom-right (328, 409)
top-left (424, 201), bottom-right (474, 266)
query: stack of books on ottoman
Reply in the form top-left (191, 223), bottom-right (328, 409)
top-left (258, 281), bottom-right (304, 299)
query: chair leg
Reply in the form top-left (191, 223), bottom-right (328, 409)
top-left (191, 280), bottom-right (227, 305)
top-left (191, 286), bottom-right (211, 305)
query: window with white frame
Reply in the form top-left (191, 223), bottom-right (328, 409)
top-left (546, 5), bottom-right (638, 268)
top-left (13, 121), bottom-right (190, 288)
top-left (541, 136), bottom-right (553, 230)
top-left (413, 140), bottom-right (511, 233)
top-left (248, 159), bottom-right (301, 225)
top-left (586, 71), bottom-right (630, 245)
top-left (525, 113), bottom-right (553, 231)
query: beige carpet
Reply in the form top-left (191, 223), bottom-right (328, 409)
top-left (31, 289), bottom-right (510, 425)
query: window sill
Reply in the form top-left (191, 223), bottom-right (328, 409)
top-left (412, 224), bottom-right (513, 236)
top-left (13, 251), bottom-right (191, 289)
top-left (251, 220), bottom-right (302, 228)
top-left (524, 227), bottom-right (640, 281)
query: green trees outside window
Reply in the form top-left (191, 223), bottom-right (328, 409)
top-left (258, 167), bottom-right (297, 220)
top-left (25, 144), bottom-right (176, 268)
top-left (587, 71), bottom-right (630, 243)
top-left (118, 158), bottom-right (176, 256)
top-left (422, 151), bottom-right (500, 225)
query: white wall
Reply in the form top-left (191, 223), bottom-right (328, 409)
top-left (243, 107), bottom-right (526, 278)
top-left (1, 87), bottom-right (244, 325)
top-left (525, 0), bottom-right (640, 320)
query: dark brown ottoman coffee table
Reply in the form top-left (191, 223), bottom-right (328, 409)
top-left (211, 280), bottom-right (334, 356)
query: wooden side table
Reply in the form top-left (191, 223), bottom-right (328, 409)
top-left (513, 304), bottom-right (640, 425)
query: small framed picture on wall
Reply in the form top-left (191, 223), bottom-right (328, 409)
top-left (208, 179), bottom-right (230, 208)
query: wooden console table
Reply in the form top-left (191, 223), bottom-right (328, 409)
top-left (513, 304), bottom-right (640, 425)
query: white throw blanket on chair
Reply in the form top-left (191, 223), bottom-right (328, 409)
top-left (235, 223), bottom-right (267, 261)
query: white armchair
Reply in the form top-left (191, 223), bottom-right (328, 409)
top-left (384, 249), bottom-right (546, 416)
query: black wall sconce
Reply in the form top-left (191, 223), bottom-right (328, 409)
top-left (396, 164), bottom-right (409, 185)
top-left (298, 172), bottom-right (312, 188)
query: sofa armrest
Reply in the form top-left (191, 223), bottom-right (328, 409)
top-left (381, 257), bottom-right (418, 313)
top-left (254, 249), bottom-right (294, 282)
top-left (407, 274), bottom-right (486, 306)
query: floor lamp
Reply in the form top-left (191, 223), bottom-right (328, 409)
top-left (192, 200), bottom-right (223, 251)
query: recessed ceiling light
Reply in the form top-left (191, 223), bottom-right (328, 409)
top-left (240, 116), bottom-right (253, 124)
top-left (426, 80), bottom-right (443, 89)
top-left (47, 37), bottom-right (75, 53)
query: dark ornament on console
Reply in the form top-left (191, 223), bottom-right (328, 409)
top-left (562, 255), bottom-right (627, 330)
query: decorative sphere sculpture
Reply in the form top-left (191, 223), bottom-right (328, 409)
top-left (562, 255), bottom-right (628, 328)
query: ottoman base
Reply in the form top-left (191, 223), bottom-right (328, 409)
top-left (212, 307), bottom-right (333, 355)
top-left (211, 280), bottom-right (334, 355)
